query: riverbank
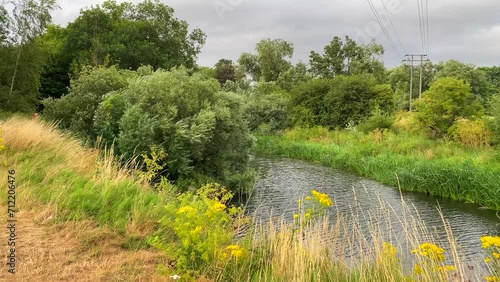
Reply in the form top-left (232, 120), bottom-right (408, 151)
top-left (1, 117), bottom-right (497, 281)
top-left (256, 127), bottom-right (500, 211)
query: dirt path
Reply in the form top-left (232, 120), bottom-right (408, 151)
top-left (0, 208), bottom-right (169, 281)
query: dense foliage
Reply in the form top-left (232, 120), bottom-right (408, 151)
top-left (290, 75), bottom-right (394, 129)
top-left (44, 67), bottom-right (254, 191)
top-left (0, 0), bottom-right (58, 112)
top-left (416, 77), bottom-right (484, 135)
top-left (39, 0), bottom-right (206, 99)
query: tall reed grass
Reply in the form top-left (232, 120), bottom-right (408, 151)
top-left (256, 127), bottom-right (500, 210)
top-left (217, 193), bottom-right (492, 281)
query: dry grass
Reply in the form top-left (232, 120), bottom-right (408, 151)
top-left (0, 116), bottom-right (177, 280)
top-left (0, 207), bottom-right (169, 281)
top-left (0, 116), bottom-right (136, 183)
top-left (224, 193), bottom-right (489, 282)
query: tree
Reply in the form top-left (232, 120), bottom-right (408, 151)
top-left (238, 38), bottom-right (294, 82)
top-left (478, 66), bottom-right (500, 96)
top-left (214, 59), bottom-right (236, 86)
top-left (0, 5), bottom-right (10, 45)
top-left (434, 60), bottom-right (489, 102)
top-left (416, 77), bottom-right (484, 135)
top-left (0, 0), bottom-right (58, 112)
top-left (44, 67), bottom-right (254, 191)
top-left (487, 95), bottom-right (500, 144)
top-left (322, 75), bottom-right (390, 128)
top-left (388, 62), bottom-right (434, 110)
top-left (243, 82), bottom-right (290, 132)
top-left (277, 61), bottom-right (312, 91)
top-left (39, 0), bottom-right (206, 99)
top-left (309, 36), bottom-right (385, 81)
top-left (290, 75), bottom-right (394, 129)
top-left (290, 79), bottom-right (331, 127)
top-left (43, 66), bottom-right (133, 139)
top-left (38, 25), bottom-right (70, 99)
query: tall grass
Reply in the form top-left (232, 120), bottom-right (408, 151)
top-left (1, 117), bottom-right (497, 281)
top-left (219, 194), bottom-right (490, 282)
top-left (0, 116), bottom-right (170, 235)
top-left (256, 127), bottom-right (500, 210)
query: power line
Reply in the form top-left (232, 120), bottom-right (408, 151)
top-left (417, 0), bottom-right (426, 54)
top-left (365, 0), bottom-right (402, 58)
top-left (379, 0), bottom-right (407, 54)
top-left (403, 54), bottom-right (430, 111)
top-left (425, 0), bottom-right (430, 55)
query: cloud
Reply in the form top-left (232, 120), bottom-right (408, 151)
top-left (50, 0), bottom-right (500, 68)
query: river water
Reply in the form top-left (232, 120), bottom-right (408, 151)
top-left (245, 156), bottom-right (500, 264)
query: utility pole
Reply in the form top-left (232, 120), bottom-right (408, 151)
top-left (403, 54), bottom-right (430, 111)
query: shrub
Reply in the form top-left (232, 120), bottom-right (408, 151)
top-left (290, 75), bottom-right (395, 129)
top-left (416, 77), bottom-right (484, 135)
top-left (44, 67), bottom-right (254, 192)
top-left (43, 66), bottom-right (132, 140)
top-left (486, 95), bottom-right (500, 144)
top-left (117, 68), bottom-right (254, 190)
top-left (357, 107), bottom-right (394, 134)
top-left (290, 79), bottom-right (331, 127)
top-left (448, 118), bottom-right (492, 148)
top-left (391, 111), bottom-right (428, 135)
top-left (150, 183), bottom-right (245, 274)
top-left (243, 83), bottom-right (291, 132)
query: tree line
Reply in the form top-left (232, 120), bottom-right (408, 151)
top-left (1, 0), bottom-right (500, 191)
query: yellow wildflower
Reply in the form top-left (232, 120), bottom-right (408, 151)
top-left (414, 264), bottom-right (423, 274)
top-left (485, 257), bottom-right (492, 263)
top-left (411, 242), bottom-right (446, 261)
top-left (382, 242), bottom-right (398, 258)
top-left (225, 245), bottom-right (245, 259)
top-left (211, 202), bottom-right (226, 212)
top-left (305, 196), bottom-right (312, 201)
top-left (481, 236), bottom-right (500, 249)
top-left (293, 214), bottom-right (299, 219)
top-left (493, 252), bottom-right (500, 259)
top-left (311, 190), bottom-right (333, 207)
top-left (436, 265), bottom-right (456, 272)
top-left (189, 226), bottom-right (203, 237)
top-left (177, 206), bottom-right (197, 214)
top-left (485, 276), bottom-right (500, 282)
top-left (305, 213), bottom-right (311, 219)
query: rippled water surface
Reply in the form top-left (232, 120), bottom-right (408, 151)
top-left (246, 156), bottom-right (500, 262)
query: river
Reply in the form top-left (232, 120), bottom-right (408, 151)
top-left (245, 156), bottom-right (500, 265)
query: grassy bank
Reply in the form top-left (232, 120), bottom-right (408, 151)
top-left (256, 127), bottom-right (500, 210)
top-left (1, 117), bottom-right (498, 281)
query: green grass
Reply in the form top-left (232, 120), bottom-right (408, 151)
top-left (256, 127), bottom-right (500, 210)
top-left (1, 117), bottom-right (497, 281)
top-left (0, 116), bottom-right (170, 235)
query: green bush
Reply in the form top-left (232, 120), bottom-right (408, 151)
top-left (290, 75), bottom-right (395, 129)
top-left (487, 95), bottom-right (500, 144)
top-left (290, 79), bottom-right (330, 127)
top-left (116, 69), bottom-right (254, 189)
top-left (243, 82), bottom-right (291, 132)
top-left (150, 183), bottom-right (245, 274)
top-left (43, 66), bottom-right (132, 140)
top-left (448, 118), bottom-right (492, 148)
top-left (416, 77), bottom-right (484, 136)
top-left (358, 108), bottom-right (395, 134)
top-left (44, 67), bottom-right (254, 192)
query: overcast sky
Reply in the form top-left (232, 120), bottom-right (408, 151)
top-left (51, 0), bottom-right (500, 68)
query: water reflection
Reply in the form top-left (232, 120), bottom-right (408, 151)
top-left (246, 156), bottom-right (500, 262)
